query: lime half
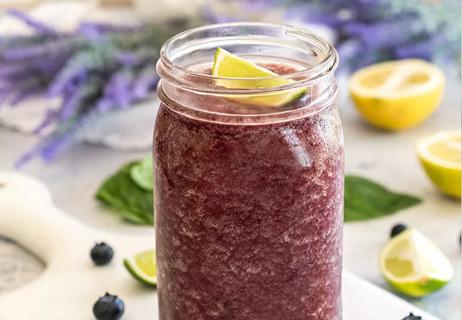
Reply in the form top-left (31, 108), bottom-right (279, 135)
top-left (380, 229), bottom-right (453, 297)
top-left (124, 250), bottom-right (157, 287)
top-left (212, 48), bottom-right (306, 107)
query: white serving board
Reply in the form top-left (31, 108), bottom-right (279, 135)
top-left (0, 173), bottom-right (439, 320)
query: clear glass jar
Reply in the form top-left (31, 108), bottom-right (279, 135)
top-left (155, 22), bottom-right (343, 320)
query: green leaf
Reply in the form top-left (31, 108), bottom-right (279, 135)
top-left (344, 175), bottom-right (422, 222)
top-left (130, 156), bottom-right (153, 191)
top-left (96, 162), bottom-right (154, 225)
top-left (96, 159), bottom-right (421, 226)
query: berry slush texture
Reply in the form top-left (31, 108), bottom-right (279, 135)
top-left (154, 66), bottom-right (344, 320)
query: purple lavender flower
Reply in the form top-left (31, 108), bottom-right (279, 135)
top-left (16, 109), bottom-right (99, 166)
top-left (0, 35), bottom-right (36, 50)
top-left (95, 98), bottom-right (114, 113)
top-left (343, 18), bottom-right (419, 50)
top-left (16, 122), bottom-right (77, 166)
top-left (115, 49), bottom-right (153, 67)
top-left (395, 33), bottom-right (445, 60)
top-left (9, 88), bottom-right (43, 106)
top-left (133, 65), bottom-right (159, 99)
top-left (241, 0), bottom-right (285, 12)
top-left (59, 89), bottom-right (83, 121)
top-left (3, 77), bottom-right (46, 106)
top-left (33, 109), bottom-right (58, 134)
top-left (337, 40), bottom-right (361, 71)
top-left (101, 68), bottom-right (136, 109)
top-left (7, 9), bottom-right (58, 36)
top-left (47, 53), bottom-right (95, 97)
top-left (0, 64), bottom-right (27, 77)
top-left (0, 10), bottom-right (180, 163)
top-left (78, 22), bottom-right (144, 38)
top-left (2, 37), bottom-right (82, 61)
top-left (201, 7), bottom-right (237, 24)
top-left (210, 0), bottom-right (460, 71)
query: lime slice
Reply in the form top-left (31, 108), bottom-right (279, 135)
top-left (212, 48), bottom-right (306, 107)
top-left (123, 250), bottom-right (157, 287)
top-left (380, 229), bottom-right (453, 297)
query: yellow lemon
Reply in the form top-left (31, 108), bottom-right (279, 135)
top-left (349, 59), bottom-right (445, 130)
top-left (417, 131), bottom-right (461, 198)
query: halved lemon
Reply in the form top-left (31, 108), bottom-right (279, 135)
top-left (349, 59), bottom-right (445, 130)
top-left (211, 48), bottom-right (306, 107)
top-left (124, 249), bottom-right (157, 287)
top-left (380, 229), bottom-right (453, 298)
top-left (417, 131), bottom-right (461, 198)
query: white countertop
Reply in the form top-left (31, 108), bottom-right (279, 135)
top-left (0, 79), bottom-right (460, 319)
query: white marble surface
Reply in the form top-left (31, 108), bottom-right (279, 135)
top-left (0, 79), bottom-right (460, 319)
top-left (339, 78), bottom-right (461, 319)
top-left (0, 98), bottom-right (158, 151)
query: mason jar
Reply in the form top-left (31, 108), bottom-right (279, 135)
top-left (155, 22), bottom-right (343, 320)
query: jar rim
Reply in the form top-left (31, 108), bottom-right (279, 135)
top-left (157, 22), bottom-right (339, 95)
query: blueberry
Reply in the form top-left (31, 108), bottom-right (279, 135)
top-left (93, 293), bottom-right (124, 320)
top-left (91, 242), bottom-right (114, 266)
top-left (390, 223), bottom-right (408, 238)
top-left (402, 313), bottom-right (422, 320)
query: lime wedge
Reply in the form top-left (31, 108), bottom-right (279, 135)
top-left (379, 229), bottom-right (453, 297)
top-left (123, 250), bottom-right (157, 287)
top-left (211, 48), bottom-right (306, 107)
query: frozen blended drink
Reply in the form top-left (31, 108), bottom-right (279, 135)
top-left (154, 23), bottom-right (343, 320)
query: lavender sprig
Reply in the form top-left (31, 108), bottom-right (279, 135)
top-left (132, 65), bottom-right (159, 99)
top-left (2, 37), bottom-right (82, 60)
top-left (6, 9), bottom-right (59, 36)
top-left (0, 11), bottom-right (194, 164)
top-left (208, 0), bottom-right (461, 72)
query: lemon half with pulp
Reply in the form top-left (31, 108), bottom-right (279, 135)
top-left (417, 131), bottom-right (461, 198)
top-left (349, 59), bottom-right (445, 130)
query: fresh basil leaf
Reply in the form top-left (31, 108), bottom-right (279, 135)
top-left (97, 159), bottom-right (420, 226)
top-left (130, 156), bottom-right (153, 191)
top-left (96, 162), bottom-right (154, 225)
top-left (344, 175), bottom-right (422, 222)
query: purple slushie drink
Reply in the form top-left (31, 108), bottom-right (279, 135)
top-left (155, 23), bottom-right (343, 320)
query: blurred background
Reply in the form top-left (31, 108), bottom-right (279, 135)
top-left (0, 0), bottom-right (460, 319)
